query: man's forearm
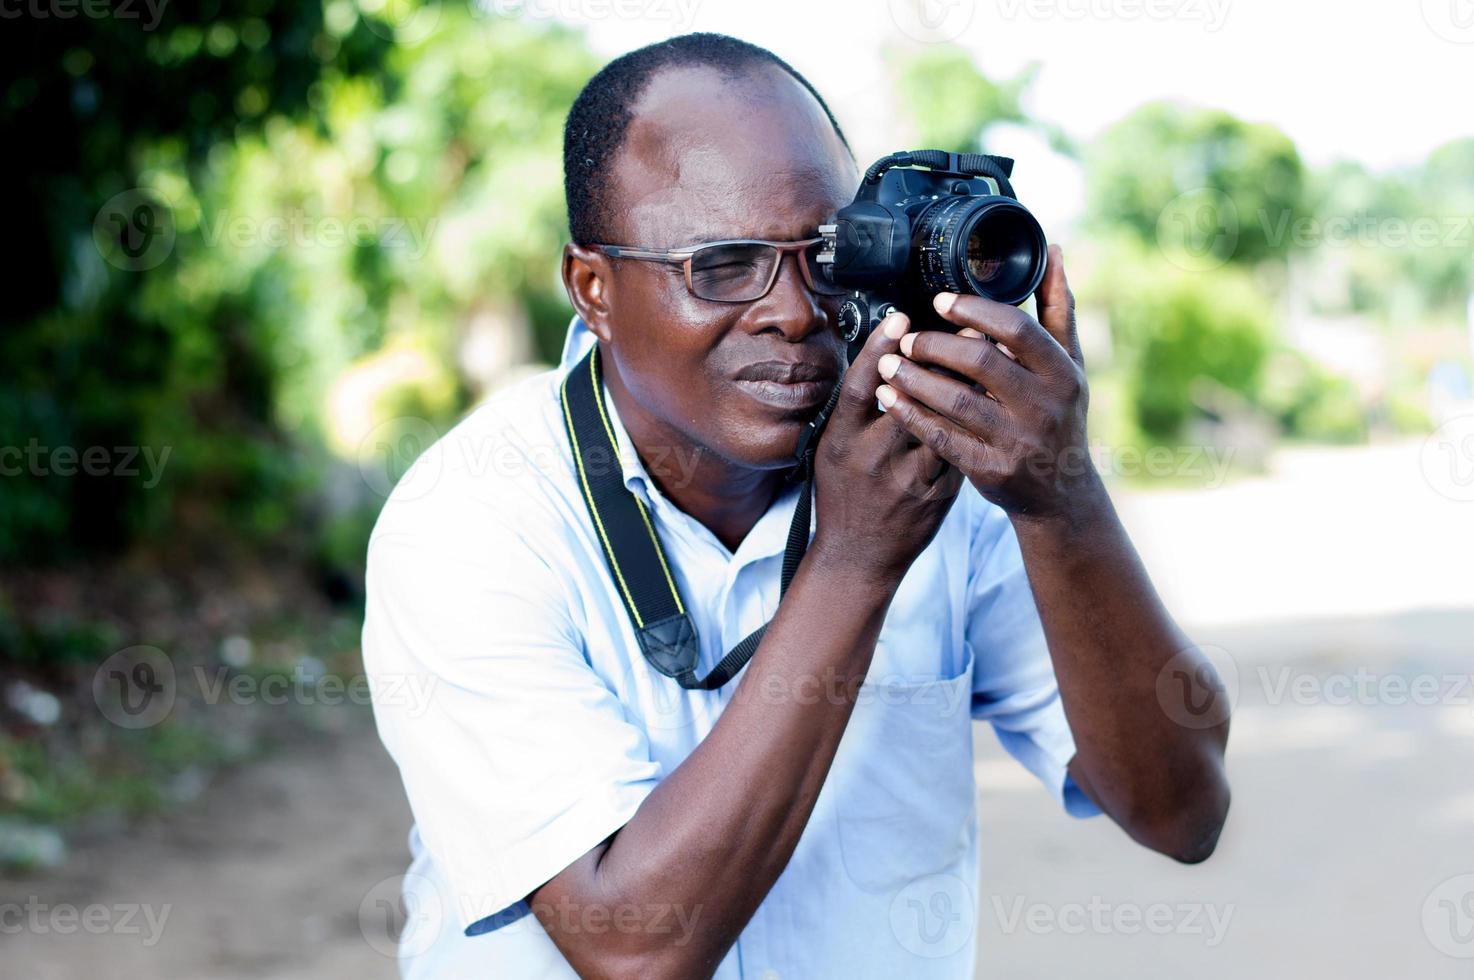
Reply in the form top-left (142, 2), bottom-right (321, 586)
top-left (531, 545), bottom-right (899, 980)
top-left (1012, 478), bottom-right (1231, 864)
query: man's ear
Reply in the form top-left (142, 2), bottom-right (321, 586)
top-left (562, 243), bottom-right (615, 344)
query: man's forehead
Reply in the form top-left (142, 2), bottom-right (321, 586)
top-left (608, 65), bottom-right (854, 245)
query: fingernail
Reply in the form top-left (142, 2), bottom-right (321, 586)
top-left (899, 333), bottom-right (915, 357)
top-left (957, 327), bottom-right (983, 339)
top-left (882, 313), bottom-right (908, 340)
top-left (876, 384), bottom-right (897, 408)
top-left (878, 353), bottom-right (900, 380)
top-left (933, 292), bottom-right (958, 316)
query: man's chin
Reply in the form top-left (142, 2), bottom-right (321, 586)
top-left (722, 418), bottom-right (811, 473)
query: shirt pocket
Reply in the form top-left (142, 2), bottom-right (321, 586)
top-left (830, 643), bottom-right (976, 894)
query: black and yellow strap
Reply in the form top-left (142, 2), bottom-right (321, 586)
top-left (559, 345), bottom-right (835, 690)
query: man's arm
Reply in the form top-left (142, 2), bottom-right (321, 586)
top-left (532, 315), bottom-right (963, 980)
top-left (1014, 487), bottom-right (1231, 863)
top-left (872, 244), bottom-right (1231, 864)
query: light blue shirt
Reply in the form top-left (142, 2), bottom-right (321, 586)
top-left (362, 316), bottom-right (1098, 979)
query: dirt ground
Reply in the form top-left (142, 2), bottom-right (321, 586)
top-left (3, 442), bottom-right (1472, 978)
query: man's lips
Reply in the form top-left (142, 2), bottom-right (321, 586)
top-left (732, 360), bottom-right (839, 413)
top-left (734, 360), bottom-right (838, 385)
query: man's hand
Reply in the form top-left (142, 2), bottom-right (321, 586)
top-left (810, 309), bottom-right (963, 584)
top-left (872, 243), bottom-right (1231, 864)
top-left (873, 244), bottom-right (1102, 523)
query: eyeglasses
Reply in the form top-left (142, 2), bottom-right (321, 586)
top-left (589, 238), bottom-right (849, 303)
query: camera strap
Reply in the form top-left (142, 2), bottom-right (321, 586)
top-left (560, 345), bottom-right (839, 690)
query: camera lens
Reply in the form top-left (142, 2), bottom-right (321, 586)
top-left (912, 194), bottom-right (1047, 307)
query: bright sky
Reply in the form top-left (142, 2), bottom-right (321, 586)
top-left (521, 0), bottom-right (1474, 225)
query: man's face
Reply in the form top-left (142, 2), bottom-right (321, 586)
top-left (595, 64), bottom-right (857, 472)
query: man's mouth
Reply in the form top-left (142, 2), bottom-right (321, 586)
top-left (732, 360), bottom-right (839, 413)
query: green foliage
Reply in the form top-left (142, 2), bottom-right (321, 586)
top-left (888, 46), bottom-right (1036, 151)
top-left (1258, 350), bottom-right (1368, 444)
top-left (2, 4), bottom-right (596, 571)
top-left (0, 723), bottom-right (238, 828)
top-left (1086, 101), bottom-right (1306, 268)
top-left (1098, 250), bottom-right (1273, 439)
top-left (1300, 142), bottom-right (1474, 320)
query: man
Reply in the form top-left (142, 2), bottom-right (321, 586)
top-left (364, 33), bottom-right (1230, 980)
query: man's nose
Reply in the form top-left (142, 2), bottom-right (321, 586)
top-left (747, 251), bottom-right (830, 341)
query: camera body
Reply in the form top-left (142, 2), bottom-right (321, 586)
top-left (818, 150), bottom-right (1047, 358)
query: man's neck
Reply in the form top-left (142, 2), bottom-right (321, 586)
top-left (604, 369), bottom-right (784, 555)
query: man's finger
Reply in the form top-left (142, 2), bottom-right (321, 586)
top-left (898, 329), bottom-right (1031, 404)
top-left (876, 383), bottom-right (997, 477)
top-left (879, 348), bottom-right (1010, 432)
top-left (833, 312), bottom-right (909, 423)
top-left (1034, 244), bottom-right (1083, 367)
top-left (931, 292), bottom-right (1071, 376)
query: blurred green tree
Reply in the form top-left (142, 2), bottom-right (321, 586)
top-left (1, 3), bottom-right (597, 577)
top-left (1086, 101), bottom-right (1305, 269)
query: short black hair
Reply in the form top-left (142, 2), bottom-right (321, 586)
top-left (562, 32), bottom-right (850, 245)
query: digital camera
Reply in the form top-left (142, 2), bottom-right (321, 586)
top-left (817, 149), bottom-right (1047, 357)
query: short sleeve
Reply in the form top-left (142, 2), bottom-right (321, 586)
top-left (362, 488), bottom-right (661, 935)
top-left (965, 497), bottom-right (1100, 819)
